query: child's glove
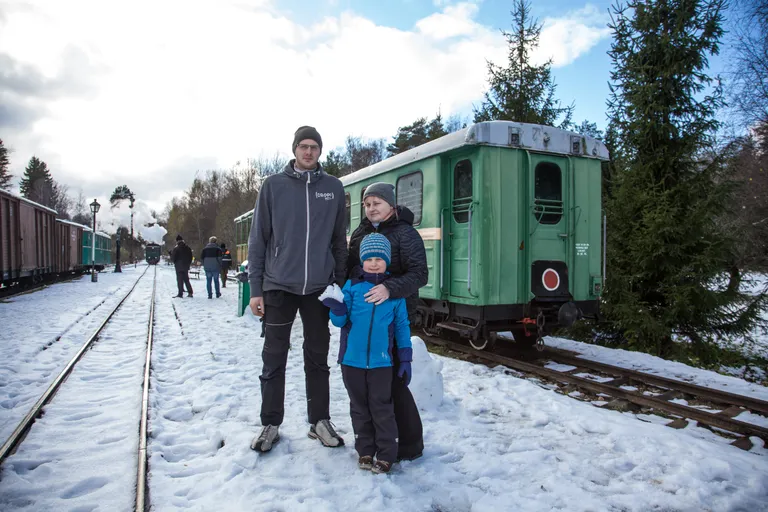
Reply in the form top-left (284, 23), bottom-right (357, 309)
top-left (397, 347), bottom-right (413, 386)
top-left (318, 283), bottom-right (347, 316)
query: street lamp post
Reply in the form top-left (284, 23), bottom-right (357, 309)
top-left (90, 199), bottom-right (101, 283)
top-left (114, 239), bottom-right (122, 273)
top-left (129, 198), bottom-right (135, 264)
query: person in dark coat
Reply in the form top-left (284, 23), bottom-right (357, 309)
top-left (220, 243), bottom-right (233, 288)
top-left (347, 182), bottom-right (428, 461)
top-left (170, 234), bottom-right (194, 298)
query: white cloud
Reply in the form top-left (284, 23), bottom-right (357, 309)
top-left (417, 3), bottom-right (482, 40)
top-left (0, 0), bottom-right (610, 212)
top-left (538, 5), bottom-right (612, 67)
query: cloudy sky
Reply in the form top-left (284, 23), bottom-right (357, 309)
top-left (1, 0), bottom-right (641, 215)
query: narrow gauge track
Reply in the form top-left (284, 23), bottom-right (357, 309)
top-left (423, 334), bottom-right (768, 450)
top-left (0, 266), bottom-right (157, 512)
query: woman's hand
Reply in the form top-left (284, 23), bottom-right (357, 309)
top-left (364, 284), bottom-right (390, 305)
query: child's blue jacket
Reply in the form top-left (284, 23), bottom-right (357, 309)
top-left (330, 271), bottom-right (412, 369)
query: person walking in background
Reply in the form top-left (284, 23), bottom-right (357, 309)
top-left (201, 236), bottom-right (223, 299)
top-left (321, 233), bottom-right (412, 474)
top-left (220, 243), bottom-right (233, 288)
top-left (171, 234), bottom-right (193, 298)
top-left (247, 125), bottom-right (348, 453)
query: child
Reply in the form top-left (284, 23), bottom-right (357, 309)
top-left (319, 233), bottom-right (413, 474)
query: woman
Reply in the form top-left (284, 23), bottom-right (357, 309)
top-left (347, 182), bottom-right (428, 461)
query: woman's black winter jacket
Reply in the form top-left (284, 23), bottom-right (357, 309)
top-left (347, 206), bottom-right (428, 315)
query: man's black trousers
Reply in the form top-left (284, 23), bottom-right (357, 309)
top-left (341, 365), bottom-right (398, 463)
top-left (260, 289), bottom-right (331, 427)
top-left (176, 271), bottom-right (193, 296)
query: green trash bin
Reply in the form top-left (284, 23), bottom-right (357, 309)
top-left (237, 263), bottom-right (250, 317)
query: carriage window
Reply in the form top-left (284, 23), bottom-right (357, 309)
top-left (452, 160), bottom-right (473, 223)
top-left (345, 193), bottom-right (351, 234)
top-left (534, 162), bottom-right (563, 225)
top-left (396, 171), bottom-right (423, 225)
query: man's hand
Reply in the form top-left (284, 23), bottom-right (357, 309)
top-left (250, 297), bottom-right (264, 317)
top-left (364, 284), bottom-right (390, 305)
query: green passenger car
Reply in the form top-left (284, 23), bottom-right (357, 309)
top-left (341, 121), bottom-right (608, 348)
top-left (81, 229), bottom-right (113, 270)
top-left (234, 210), bottom-right (254, 269)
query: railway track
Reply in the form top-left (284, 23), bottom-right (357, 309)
top-left (0, 266), bottom-right (156, 511)
top-left (423, 334), bottom-right (768, 451)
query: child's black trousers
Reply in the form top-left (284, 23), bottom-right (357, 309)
top-left (341, 365), bottom-right (398, 463)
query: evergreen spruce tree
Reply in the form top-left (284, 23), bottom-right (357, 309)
top-left (603, 0), bottom-right (767, 361)
top-left (19, 156), bottom-right (53, 204)
top-left (0, 138), bottom-right (11, 190)
top-left (387, 114), bottom-right (448, 156)
top-left (322, 150), bottom-right (349, 177)
top-left (473, 0), bottom-right (573, 127)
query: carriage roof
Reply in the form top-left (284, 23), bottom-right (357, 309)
top-left (234, 210), bottom-right (253, 223)
top-left (340, 120), bottom-right (610, 187)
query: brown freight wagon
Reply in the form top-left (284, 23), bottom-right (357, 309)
top-left (54, 219), bottom-right (86, 274)
top-left (0, 189), bottom-right (58, 286)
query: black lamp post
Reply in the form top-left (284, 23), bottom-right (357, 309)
top-left (90, 199), bottom-right (101, 282)
top-left (114, 238), bottom-right (122, 273)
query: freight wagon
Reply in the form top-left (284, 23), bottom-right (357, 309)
top-left (1, 189), bottom-right (113, 289)
top-left (1, 189), bottom-right (57, 286)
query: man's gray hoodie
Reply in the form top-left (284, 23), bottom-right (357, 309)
top-left (247, 161), bottom-right (348, 298)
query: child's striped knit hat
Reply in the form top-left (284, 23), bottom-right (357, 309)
top-left (360, 233), bottom-right (391, 267)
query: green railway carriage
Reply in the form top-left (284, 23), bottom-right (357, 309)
top-left (340, 120), bottom-right (608, 348)
top-left (81, 229), bottom-right (113, 270)
top-left (234, 210), bottom-right (254, 268)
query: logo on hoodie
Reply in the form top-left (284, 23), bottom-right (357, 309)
top-left (316, 191), bottom-right (335, 201)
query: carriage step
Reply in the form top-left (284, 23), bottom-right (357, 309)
top-left (436, 321), bottom-right (477, 335)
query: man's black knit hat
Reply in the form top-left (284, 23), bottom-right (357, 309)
top-left (292, 126), bottom-right (323, 155)
top-left (176, 234), bottom-right (183, 241)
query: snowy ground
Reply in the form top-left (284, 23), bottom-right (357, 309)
top-left (0, 265), bottom-right (767, 511)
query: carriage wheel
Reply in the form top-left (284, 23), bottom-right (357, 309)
top-left (469, 332), bottom-right (497, 351)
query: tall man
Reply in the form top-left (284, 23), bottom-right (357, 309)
top-left (248, 126), bottom-right (348, 453)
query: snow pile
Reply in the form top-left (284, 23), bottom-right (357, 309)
top-left (409, 336), bottom-right (444, 411)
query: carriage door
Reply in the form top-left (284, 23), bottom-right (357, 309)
top-left (527, 153), bottom-right (571, 298)
top-left (449, 158), bottom-right (475, 298)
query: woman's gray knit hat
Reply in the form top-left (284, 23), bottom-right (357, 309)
top-left (363, 182), bottom-right (396, 208)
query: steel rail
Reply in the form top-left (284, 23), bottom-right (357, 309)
top-left (135, 265), bottom-right (156, 511)
top-left (541, 347), bottom-right (768, 416)
top-left (424, 336), bottom-right (768, 445)
top-left (0, 266), bottom-right (150, 465)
